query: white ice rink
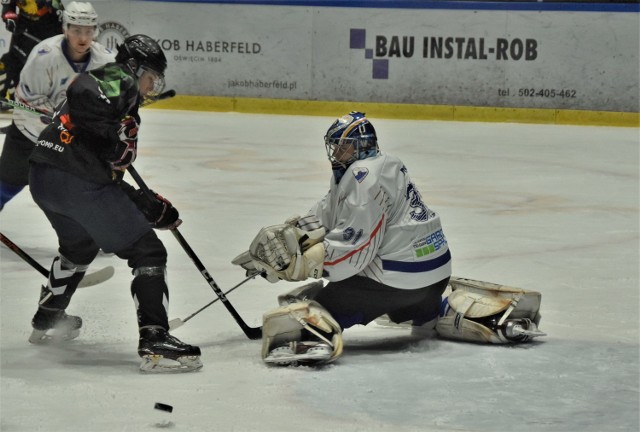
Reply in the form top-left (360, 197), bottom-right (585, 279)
top-left (1, 110), bottom-right (638, 431)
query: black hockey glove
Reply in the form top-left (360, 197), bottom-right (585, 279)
top-left (132, 189), bottom-right (182, 230)
top-left (108, 117), bottom-right (138, 171)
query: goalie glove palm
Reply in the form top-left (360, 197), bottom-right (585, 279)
top-left (248, 224), bottom-right (325, 283)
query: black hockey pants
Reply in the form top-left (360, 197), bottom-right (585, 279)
top-left (29, 163), bottom-right (171, 329)
top-left (313, 276), bottom-right (450, 329)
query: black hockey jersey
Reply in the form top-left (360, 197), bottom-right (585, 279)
top-left (29, 62), bottom-right (141, 184)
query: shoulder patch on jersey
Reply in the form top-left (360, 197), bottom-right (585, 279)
top-left (353, 167), bottom-right (369, 183)
top-left (37, 47), bottom-right (52, 56)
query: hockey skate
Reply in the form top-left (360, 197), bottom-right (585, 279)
top-left (138, 327), bottom-right (203, 374)
top-left (264, 340), bottom-right (333, 366)
top-left (490, 318), bottom-right (546, 342)
top-left (29, 309), bottom-right (83, 344)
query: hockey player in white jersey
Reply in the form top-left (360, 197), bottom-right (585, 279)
top-left (234, 111), bottom-right (453, 365)
top-left (0, 1), bottom-right (114, 210)
top-left (235, 111), bottom-right (546, 366)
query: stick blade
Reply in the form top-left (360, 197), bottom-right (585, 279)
top-left (245, 327), bottom-right (263, 340)
top-left (78, 266), bottom-right (115, 288)
top-left (168, 318), bottom-right (184, 331)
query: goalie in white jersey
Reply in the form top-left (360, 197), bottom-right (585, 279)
top-left (0, 1), bottom-right (114, 210)
top-left (234, 111), bottom-right (453, 365)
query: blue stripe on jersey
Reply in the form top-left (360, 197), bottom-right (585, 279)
top-left (382, 249), bottom-right (451, 273)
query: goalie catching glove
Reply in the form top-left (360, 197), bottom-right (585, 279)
top-left (232, 220), bottom-right (326, 283)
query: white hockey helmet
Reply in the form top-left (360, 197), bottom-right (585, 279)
top-left (62, 2), bottom-right (99, 28)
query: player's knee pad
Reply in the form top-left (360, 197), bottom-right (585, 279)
top-left (131, 265), bottom-right (168, 299)
top-left (39, 255), bottom-right (90, 310)
top-left (277, 280), bottom-right (325, 306)
top-left (436, 277), bottom-right (546, 344)
top-left (262, 300), bottom-right (344, 363)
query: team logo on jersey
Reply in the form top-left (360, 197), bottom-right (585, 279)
top-left (97, 86), bottom-right (110, 104)
top-left (59, 130), bottom-right (73, 145)
top-left (96, 22), bottom-right (130, 52)
top-left (343, 227), bottom-right (355, 241)
top-left (413, 229), bottom-right (447, 257)
top-left (353, 167), bottom-right (369, 183)
top-left (342, 227), bottom-right (363, 245)
top-left (37, 47), bottom-right (51, 56)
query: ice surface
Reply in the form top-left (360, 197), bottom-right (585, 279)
top-left (1, 110), bottom-right (638, 431)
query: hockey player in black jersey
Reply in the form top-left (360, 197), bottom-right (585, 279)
top-left (27, 34), bottom-right (202, 373)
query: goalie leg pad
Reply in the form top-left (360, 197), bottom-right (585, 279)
top-left (436, 277), bottom-right (546, 344)
top-left (277, 280), bottom-right (325, 306)
top-left (262, 301), bottom-right (343, 365)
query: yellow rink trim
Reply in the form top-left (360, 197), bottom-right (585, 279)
top-left (144, 95), bottom-right (639, 127)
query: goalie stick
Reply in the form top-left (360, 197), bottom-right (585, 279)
top-left (0, 232), bottom-right (115, 288)
top-left (169, 270), bottom-right (261, 330)
top-left (127, 165), bottom-right (263, 340)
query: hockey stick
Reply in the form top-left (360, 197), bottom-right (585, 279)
top-left (140, 89), bottom-right (176, 107)
top-left (0, 99), bottom-right (52, 124)
top-left (0, 232), bottom-right (115, 288)
top-left (0, 88), bottom-right (176, 124)
top-left (127, 165), bottom-right (263, 339)
top-left (169, 270), bottom-right (261, 330)
top-left (21, 30), bottom-right (42, 45)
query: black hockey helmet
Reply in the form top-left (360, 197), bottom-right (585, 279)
top-left (116, 34), bottom-right (167, 78)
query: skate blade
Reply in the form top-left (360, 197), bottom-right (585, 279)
top-left (139, 355), bottom-right (203, 374)
top-left (28, 328), bottom-right (80, 344)
top-left (372, 314), bottom-right (412, 330)
top-left (264, 346), bottom-right (331, 367)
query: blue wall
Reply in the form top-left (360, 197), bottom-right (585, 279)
top-left (139, 0), bottom-right (640, 12)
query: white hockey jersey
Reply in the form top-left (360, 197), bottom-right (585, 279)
top-left (309, 152), bottom-right (451, 289)
top-left (13, 34), bottom-right (115, 143)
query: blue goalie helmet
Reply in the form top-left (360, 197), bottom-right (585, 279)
top-left (324, 111), bottom-right (379, 171)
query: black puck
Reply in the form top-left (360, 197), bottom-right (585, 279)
top-left (154, 403), bottom-right (173, 413)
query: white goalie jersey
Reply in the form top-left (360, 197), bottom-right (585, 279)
top-left (13, 34), bottom-right (115, 143)
top-left (309, 152), bottom-right (452, 289)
